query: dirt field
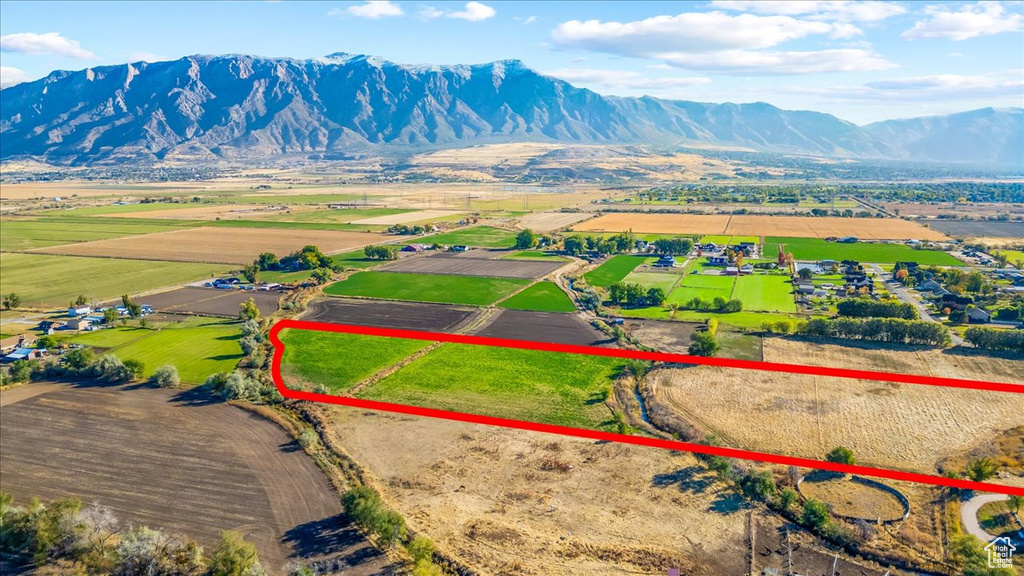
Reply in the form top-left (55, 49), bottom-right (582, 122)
top-left (303, 298), bottom-right (482, 332)
top-left (472, 309), bottom-right (611, 346)
top-left (886, 202), bottom-right (1024, 219)
top-left (111, 204), bottom-right (290, 220)
top-left (648, 339), bottom-right (1024, 472)
top-left (378, 254), bottom-right (567, 279)
top-left (798, 475), bottom-right (906, 521)
top-left (0, 382), bottom-right (390, 573)
top-left (574, 213), bottom-right (947, 240)
top-left (623, 319), bottom-right (701, 353)
top-left (119, 287), bottom-right (281, 317)
top-left (517, 212), bottom-right (594, 232)
top-left (32, 227), bottom-right (391, 264)
top-left (352, 209), bottom-right (463, 225)
top-left (323, 405), bottom-right (749, 575)
top-left (922, 219), bottom-right (1024, 238)
top-left (751, 511), bottom-right (898, 576)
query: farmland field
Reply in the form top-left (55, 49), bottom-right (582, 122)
top-left (583, 255), bottom-right (650, 287)
top-left (517, 212), bottom-right (593, 232)
top-left (0, 252), bottom-right (227, 308)
top-left (323, 271), bottom-right (529, 306)
top-left (65, 317), bottom-right (244, 384)
top-left (280, 329), bottom-right (430, 392)
top-left (423, 225), bottom-right (518, 248)
top-left (0, 217), bottom-right (186, 250)
top-left (497, 281), bottom-right (576, 312)
top-left (667, 274), bottom-right (735, 304)
top-left (699, 235), bottom-right (732, 245)
top-left (474, 309), bottom-right (609, 346)
top-left (622, 270), bottom-right (682, 293)
top-left (352, 209), bottom-right (462, 225)
top-left (203, 219), bottom-right (385, 232)
top-left (123, 287), bottom-right (280, 318)
top-left (356, 343), bottom-right (624, 429)
top-left (0, 382), bottom-right (385, 573)
top-left (303, 298), bottom-right (481, 332)
top-left (731, 275), bottom-right (796, 312)
top-left (378, 253), bottom-right (565, 279)
top-left (765, 237), bottom-right (962, 265)
top-left (922, 219), bottom-right (1024, 238)
top-left (994, 248), bottom-right (1024, 263)
top-left (575, 213), bottom-right (946, 241)
top-left (110, 204), bottom-right (289, 220)
top-left (32, 227), bottom-right (391, 265)
top-left (500, 250), bottom-right (570, 261)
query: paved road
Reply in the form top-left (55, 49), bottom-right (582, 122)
top-left (961, 493), bottom-right (1015, 542)
top-left (867, 263), bottom-right (964, 345)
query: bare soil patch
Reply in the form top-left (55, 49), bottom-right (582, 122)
top-left (751, 511), bottom-right (897, 576)
top-left (517, 212), bottom-right (594, 232)
top-left (623, 319), bottom-right (701, 353)
top-left (324, 406), bottom-right (748, 575)
top-left (352, 209), bottom-right (463, 225)
top-left (119, 287), bottom-right (281, 318)
top-left (303, 298), bottom-right (482, 333)
top-left (0, 382), bottom-right (389, 574)
top-left (921, 219), bottom-right (1024, 239)
top-left (112, 204), bottom-right (289, 220)
top-left (33, 227), bottom-right (390, 264)
top-left (378, 253), bottom-right (566, 279)
top-left (472, 309), bottom-right (612, 346)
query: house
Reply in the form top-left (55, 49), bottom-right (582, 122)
top-left (401, 244), bottom-right (423, 253)
top-left (918, 279), bottom-right (943, 293)
top-left (726, 266), bottom-right (739, 276)
top-left (84, 315), bottom-right (105, 325)
top-left (707, 256), bottom-right (728, 266)
top-left (451, 245), bottom-right (469, 253)
top-left (820, 259), bottom-right (837, 269)
top-left (3, 347), bottom-right (42, 363)
top-left (68, 318), bottom-right (93, 331)
top-left (795, 283), bottom-right (815, 295)
top-left (1, 334), bottom-right (36, 354)
top-left (699, 242), bottom-right (718, 251)
top-left (739, 264), bottom-right (754, 274)
top-left (38, 321), bottom-right (58, 335)
top-left (654, 255), bottom-right (677, 268)
top-left (966, 307), bottom-right (991, 324)
top-left (635, 240), bottom-right (649, 251)
top-left (68, 305), bottom-right (91, 317)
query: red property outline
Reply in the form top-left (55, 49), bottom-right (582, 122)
top-left (269, 319), bottom-right (1024, 497)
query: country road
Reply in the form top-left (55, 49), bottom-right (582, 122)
top-left (867, 263), bottom-right (964, 346)
top-left (960, 492), bottom-right (1022, 543)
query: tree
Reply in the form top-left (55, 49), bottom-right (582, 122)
top-left (114, 526), bottom-right (205, 576)
top-left (739, 470), bottom-right (777, 501)
top-left (241, 263), bottom-right (259, 284)
top-left (74, 295), bottom-right (89, 307)
top-left (515, 229), bottom-right (538, 249)
top-left (36, 335), bottom-right (58, 350)
top-left (826, 446), bottom-right (855, 466)
top-left (1008, 495), bottom-right (1023, 515)
top-left (121, 295), bottom-right (142, 319)
top-left (239, 298), bottom-right (260, 321)
top-left (688, 331), bottom-right (719, 357)
top-left (63, 347), bottom-right (95, 372)
top-left (310, 267), bottom-right (333, 285)
top-left (93, 355), bottom-right (133, 383)
top-left (3, 292), bottom-right (22, 310)
top-left (608, 282), bottom-right (626, 305)
top-left (102, 308), bottom-right (119, 324)
top-left (563, 236), bottom-right (585, 256)
top-left (797, 267), bottom-right (813, 280)
top-left (779, 488), bottom-right (798, 511)
top-left (802, 498), bottom-right (830, 530)
top-left (948, 309), bottom-right (967, 324)
top-left (150, 365), bottom-right (180, 388)
top-left (256, 252), bottom-right (278, 271)
top-left (208, 530), bottom-right (262, 576)
top-left (646, 287), bottom-right (666, 306)
top-left (123, 359), bottom-right (145, 381)
top-left (965, 457), bottom-right (998, 482)
top-left (364, 245), bottom-right (398, 260)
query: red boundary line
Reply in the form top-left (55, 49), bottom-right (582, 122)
top-left (269, 319), bottom-right (1024, 497)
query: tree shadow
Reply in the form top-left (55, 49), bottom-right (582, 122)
top-left (282, 514), bottom-right (385, 563)
top-left (169, 385), bottom-right (221, 407)
top-left (709, 491), bottom-right (749, 515)
top-left (651, 465), bottom-right (715, 494)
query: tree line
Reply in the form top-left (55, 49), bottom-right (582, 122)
top-left (964, 326), bottom-right (1024, 353)
top-left (799, 317), bottom-right (951, 347)
top-left (836, 299), bottom-right (918, 320)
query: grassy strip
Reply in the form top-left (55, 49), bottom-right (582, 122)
top-left (583, 255), bottom-right (650, 287)
top-left (324, 271), bottom-right (529, 306)
top-left (422, 226), bottom-right (518, 248)
top-left (498, 281), bottom-right (576, 313)
top-left (279, 329), bottom-right (429, 393)
top-left (765, 237), bottom-right (961, 265)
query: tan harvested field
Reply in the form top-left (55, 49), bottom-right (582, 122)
top-left (112, 204), bottom-right (290, 220)
top-left (32, 227), bottom-right (390, 264)
top-left (0, 382), bottom-right (388, 573)
top-left (324, 406), bottom-right (748, 575)
top-left (352, 209), bottom-right (463, 225)
top-left (650, 339), bottom-right (1024, 472)
top-left (574, 213), bottom-right (948, 240)
top-left (517, 211), bottom-right (594, 232)
top-left (798, 476), bottom-right (906, 521)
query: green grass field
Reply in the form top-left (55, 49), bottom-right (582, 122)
top-left (0, 253), bottom-right (228, 308)
top-left (614, 307), bottom-right (805, 330)
top-left (64, 317), bottom-right (243, 384)
top-left (204, 219), bottom-right (385, 232)
top-left (359, 343), bottom-right (622, 429)
top-left (622, 271), bottom-right (682, 293)
top-left (498, 281), bottom-right (576, 313)
top-left (279, 329), bottom-right (429, 392)
top-left (993, 249), bottom-right (1024, 264)
top-left (667, 274), bottom-right (735, 304)
top-left (699, 235), bottom-right (732, 245)
top-left (583, 255), bottom-right (651, 287)
top-left (732, 275), bottom-right (796, 312)
top-left (764, 237), bottom-right (961, 265)
top-left (731, 236), bottom-right (760, 244)
top-left (500, 251), bottom-right (570, 261)
top-left (423, 226), bottom-right (518, 248)
top-left (324, 271), bottom-right (529, 306)
top-left (0, 217), bottom-right (188, 250)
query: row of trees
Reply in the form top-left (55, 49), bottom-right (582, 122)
top-left (836, 299), bottom-right (918, 320)
top-left (0, 493), bottom-right (265, 575)
top-left (607, 283), bottom-right (666, 307)
top-left (364, 245), bottom-right (399, 261)
top-left (341, 487), bottom-right (442, 575)
top-left (799, 317), bottom-right (951, 347)
top-left (681, 295), bottom-right (743, 313)
top-left (964, 326), bottom-right (1024, 353)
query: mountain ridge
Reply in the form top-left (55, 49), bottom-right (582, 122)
top-left (1, 53), bottom-right (1019, 166)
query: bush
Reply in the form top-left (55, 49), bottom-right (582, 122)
top-left (341, 486), bottom-right (407, 548)
top-left (150, 365), bottom-right (180, 388)
top-left (802, 498), bottom-right (829, 530)
top-left (92, 355), bottom-right (133, 383)
top-left (826, 446), bottom-right (855, 465)
top-left (688, 331), bottom-right (719, 357)
top-left (208, 530), bottom-right (263, 576)
top-left (297, 429), bottom-right (317, 450)
top-left (964, 326), bottom-right (1024, 353)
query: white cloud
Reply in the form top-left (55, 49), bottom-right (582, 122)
top-left (417, 5), bottom-right (445, 19)
top-left (0, 32), bottom-right (95, 59)
top-left (551, 12), bottom-right (895, 75)
top-left (0, 66), bottom-right (31, 88)
top-left (128, 51), bottom-right (172, 63)
top-left (449, 2), bottom-right (496, 22)
top-left (783, 70), bottom-right (1024, 102)
top-left (902, 1), bottom-right (1023, 41)
top-left (711, 1), bottom-right (907, 22)
top-left (335, 1), bottom-right (403, 19)
top-left (523, 15), bottom-right (538, 25)
top-left (545, 68), bottom-right (711, 91)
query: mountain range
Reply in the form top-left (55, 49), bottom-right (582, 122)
top-left (1, 53), bottom-right (1020, 166)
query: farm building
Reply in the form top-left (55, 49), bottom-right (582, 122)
top-left (68, 318), bottom-right (93, 331)
top-left (967, 307), bottom-right (991, 324)
top-left (707, 256), bottom-right (728, 266)
top-left (451, 245), bottom-right (469, 252)
top-left (38, 321), bottom-right (58, 335)
top-left (838, 236), bottom-right (859, 243)
top-left (655, 255), bottom-right (677, 267)
top-left (3, 347), bottom-right (42, 363)
top-left (68, 305), bottom-right (92, 317)
top-left (1, 334), bottom-right (36, 354)
top-left (726, 266), bottom-right (739, 276)
top-left (740, 264), bottom-right (754, 274)
top-left (401, 244), bottom-right (424, 253)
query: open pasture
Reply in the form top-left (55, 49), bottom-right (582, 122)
top-left (378, 253), bottom-right (565, 279)
top-left (731, 275), bottom-right (796, 312)
top-left (0, 217), bottom-right (189, 250)
top-left (0, 382), bottom-right (385, 573)
top-left (497, 281), bottom-right (576, 313)
top-left (32, 227), bottom-right (391, 265)
top-left (352, 209), bottom-right (463, 225)
top-left (323, 271), bottom-right (529, 306)
top-left (765, 237), bottom-right (962, 265)
top-left (575, 213), bottom-right (947, 241)
top-left (622, 270), bottom-right (682, 293)
top-left (667, 273), bottom-right (735, 304)
top-left (423, 225), bottom-right (518, 248)
top-left (303, 298), bottom-right (481, 332)
top-left (517, 211), bottom-right (593, 232)
top-left (583, 255), bottom-right (650, 287)
top-left (107, 204), bottom-right (289, 220)
top-left (280, 329), bottom-right (430, 393)
top-left (0, 253), bottom-right (227, 308)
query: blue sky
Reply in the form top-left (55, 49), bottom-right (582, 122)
top-left (1, 1), bottom-right (1021, 124)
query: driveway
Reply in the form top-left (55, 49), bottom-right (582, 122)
top-left (961, 493), bottom-right (1022, 542)
top-left (867, 263), bottom-right (963, 345)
